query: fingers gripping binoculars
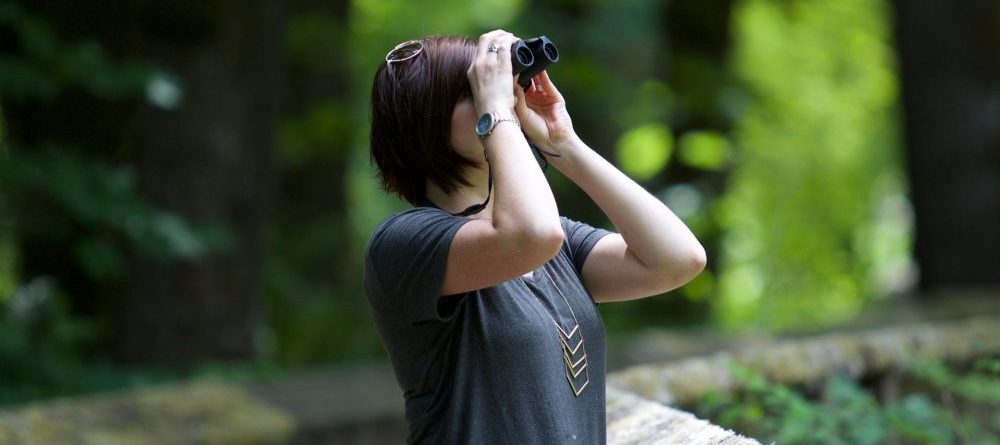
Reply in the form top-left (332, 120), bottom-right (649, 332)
top-left (511, 36), bottom-right (559, 88)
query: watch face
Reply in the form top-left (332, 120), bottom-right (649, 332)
top-left (475, 112), bottom-right (494, 137)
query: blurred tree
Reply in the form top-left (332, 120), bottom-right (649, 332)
top-left (716, 0), bottom-right (905, 329)
top-left (0, 0), bottom-right (153, 324)
top-left (117, 0), bottom-right (285, 363)
top-left (893, 0), bottom-right (1000, 291)
top-left (655, 0), bottom-right (735, 320)
top-left (264, 0), bottom-right (362, 364)
top-left (2, 0), bottom-right (284, 364)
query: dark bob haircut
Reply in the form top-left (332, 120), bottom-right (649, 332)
top-left (370, 36), bottom-right (478, 205)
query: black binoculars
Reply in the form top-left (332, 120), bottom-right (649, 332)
top-left (511, 36), bottom-right (559, 88)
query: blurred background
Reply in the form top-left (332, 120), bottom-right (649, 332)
top-left (1, 0), bottom-right (998, 443)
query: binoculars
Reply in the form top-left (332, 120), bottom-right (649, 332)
top-left (511, 36), bottom-right (559, 88)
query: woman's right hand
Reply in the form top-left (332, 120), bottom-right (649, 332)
top-left (468, 30), bottom-right (519, 115)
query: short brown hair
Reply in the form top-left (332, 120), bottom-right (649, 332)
top-left (369, 36), bottom-right (477, 205)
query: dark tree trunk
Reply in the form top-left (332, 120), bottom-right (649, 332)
top-left (111, 0), bottom-right (285, 363)
top-left (892, 0), bottom-right (1000, 291)
top-left (652, 0), bottom-right (735, 324)
top-left (4, 0), bottom-right (283, 364)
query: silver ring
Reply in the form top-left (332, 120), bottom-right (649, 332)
top-left (488, 43), bottom-right (499, 54)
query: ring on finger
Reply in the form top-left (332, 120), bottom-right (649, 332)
top-left (487, 43), bottom-right (499, 53)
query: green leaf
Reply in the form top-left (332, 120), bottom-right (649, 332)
top-left (616, 123), bottom-right (673, 181)
top-left (75, 238), bottom-right (128, 281)
top-left (678, 130), bottom-right (731, 170)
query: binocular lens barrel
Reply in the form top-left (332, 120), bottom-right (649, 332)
top-left (511, 36), bottom-right (559, 88)
top-left (513, 46), bottom-right (535, 69)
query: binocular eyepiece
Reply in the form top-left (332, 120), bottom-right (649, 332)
top-left (511, 36), bottom-right (559, 88)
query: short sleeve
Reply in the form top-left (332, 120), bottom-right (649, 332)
top-left (364, 208), bottom-right (470, 324)
top-left (560, 216), bottom-right (612, 273)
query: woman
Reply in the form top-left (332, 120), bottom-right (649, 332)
top-left (364, 30), bottom-right (706, 444)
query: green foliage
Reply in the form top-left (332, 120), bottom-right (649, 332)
top-left (0, 277), bottom-right (163, 406)
top-left (279, 13), bottom-right (353, 166)
top-left (285, 13), bottom-right (346, 72)
top-left (0, 2), bottom-right (150, 102)
top-left (697, 360), bottom-right (1000, 444)
top-left (0, 277), bottom-right (96, 404)
top-left (908, 359), bottom-right (1000, 406)
top-left (0, 1), bottom-right (234, 402)
top-left (0, 233), bottom-right (14, 299)
top-left (678, 131), bottom-right (731, 171)
top-left (715, 0), bottom-right (907, 330)
top-left (0, 2), bottom-right (225, 281)
top-left (277, 102), bottom-right (354, 166)
top-left (263, 226), bottom-right (383, 364)
top-left (0, 276), bottom-right (283, 406)
top-left (0, 149), bottom-right (229, 282)
top-left (616, 123), bottom-right (674, 181)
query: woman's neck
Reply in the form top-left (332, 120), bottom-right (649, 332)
top-left (425, 165), bottom-right (493, 219)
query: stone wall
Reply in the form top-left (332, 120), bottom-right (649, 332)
top-left (609, 316), bottom-right (1000, 407)
top-left (3, 315), bottom-right (998, 444)
top-left (0, 367), bottom-right (756, 444)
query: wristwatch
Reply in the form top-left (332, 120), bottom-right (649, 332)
top-left (475, 111), bottom-right (520, 141)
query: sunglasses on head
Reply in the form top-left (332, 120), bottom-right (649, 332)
top-left (385, 40), bottom-right (423, 74)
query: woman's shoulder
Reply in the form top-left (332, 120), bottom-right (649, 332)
top-left (372, 206), bottom-right (450, 235)
top-left (366, 206), bottom-right (466, 252)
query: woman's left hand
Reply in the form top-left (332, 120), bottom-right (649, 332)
top-left (515, 71), bottom-right (577, 154)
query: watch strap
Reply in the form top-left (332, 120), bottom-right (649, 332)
top-left (478, 111), bottom-right (520, 141)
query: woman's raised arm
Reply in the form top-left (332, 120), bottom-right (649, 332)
top-left (437, 31), bottom-right (564, 296)
top-left (516, 71), bottom-right (706, 302)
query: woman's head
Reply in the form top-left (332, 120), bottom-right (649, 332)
top-left (370, 36), bottom-right (478, 205)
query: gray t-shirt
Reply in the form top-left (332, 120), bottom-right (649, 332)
top-left (364, 206), bottom-right (612, 444)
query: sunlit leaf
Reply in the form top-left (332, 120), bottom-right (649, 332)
top-left (679, 130), bottom-right (730, 170)
top-left (616, 123), bottom-right (673, 181)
